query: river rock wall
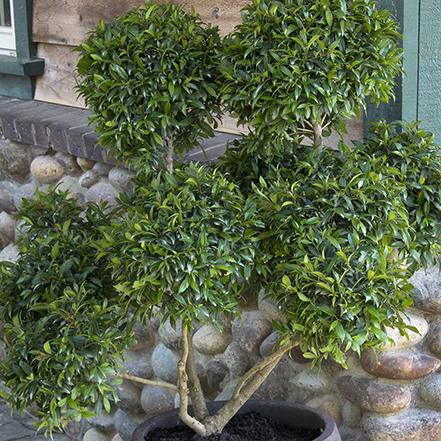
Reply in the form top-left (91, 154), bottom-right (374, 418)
top-left (0, 138), bottom-right (441, 441)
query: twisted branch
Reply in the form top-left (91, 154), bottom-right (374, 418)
top-left (109, 373), bottom-right (179, 393)
top-left (177, 323), bottom-right (207, 436)
top-left (232, 339), bottom-right (299, 400)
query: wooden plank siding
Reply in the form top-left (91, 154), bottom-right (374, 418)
top-left (32, 0), bottom-right (246, 47)
top-left (33, 1), bottom-right (146, 47)
top-left (33, 43), bottom-right (84, 107)
top-left (31, 0), bottom-right (363, 143)
top-left (32, 0), bottom-right (248, 129)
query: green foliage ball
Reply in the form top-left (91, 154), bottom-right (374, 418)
top-left (220, 0), bottom-right (403, 149)
top-left (359, 120), bottom-right (441, 272)
top-left (0, 189), bottom-right (128, 433)
top-left (101, 164), bottom-right (263, 330)
top-left (257, 146), bottom-right (414, 366)
top-left (76, 1), bottom-right (222, 172)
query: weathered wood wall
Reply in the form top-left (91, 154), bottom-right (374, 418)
top-left (32, 0), bottom-right (247, 110)
top-left (31, 0), bottom-right (363, 141)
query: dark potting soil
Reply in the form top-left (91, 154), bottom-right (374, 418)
top-left (144, 412), bottom-right (323, 441)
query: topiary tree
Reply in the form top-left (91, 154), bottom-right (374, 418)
top-left (0, 1), bottom-right (433, 439)
top-left (219, 0), bottom-right (403, 153)
top-left (76, 1), bottom-right (222, 173)
top-left (254, 142), bottom-right (421, 368)
top-left (98, 164), bottom-right (280, 436)
top-left (0, 189), bottom-right (128, 432)
top-left (360, 120), bottom-right (441, 272)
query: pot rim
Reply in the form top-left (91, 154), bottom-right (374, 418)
top-left (132, 399), bottom-right (341, 441)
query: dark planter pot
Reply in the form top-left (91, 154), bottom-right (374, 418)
top-left (132, 400), bottom-right (342, 441)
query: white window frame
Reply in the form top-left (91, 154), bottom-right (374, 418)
top-left (0, 0), bottom-right (16, 56)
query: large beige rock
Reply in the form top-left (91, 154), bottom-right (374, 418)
top-left (383, 310), bottom-right (428, 351)
top-left (337, 375), bottom-right (411, 413)
top-left (306, 394), bottom-right (342, 424)
top-left (193, 324), bottom-right (232, 355)
top-left (83, 428), bottom-right (111, 441)
top-left (362, 409), bottom-right (441, 441)
top-left (361, 350), bottom-right (440, 380)
top-left (30, 155), bottom-right (64, 184)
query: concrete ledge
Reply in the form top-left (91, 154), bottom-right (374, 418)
top-left (0, 96), bottom-right (238, 165)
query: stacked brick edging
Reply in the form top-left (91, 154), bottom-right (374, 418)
top-left (0, 96), bottom-right (116, 165)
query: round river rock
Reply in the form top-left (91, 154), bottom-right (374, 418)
top-left (30, 155), bottom-right (64, 184)
top-left (361, 350), bottom-right (440, 380)
top-left (337, 375), bottom-right (411, 413)
top-left (232, 310), bottom-right (273, 354)
top-left (410, 263), bottom-right (441, 314)
top-left (419, 373), bottom-right (441, 408)
top-left (361, 409), bottom-right (441, 441)
top-left (193, 324), bottom-right (232, 355)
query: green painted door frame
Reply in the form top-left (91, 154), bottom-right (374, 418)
top-left (364, 0), bottom-right (403, 137)
top-left (405, 0), bottom-right (441, 143)
top-left (366, 0), bottom-right (441, 143)
top-left (0, 0), bottom-right (44, 100)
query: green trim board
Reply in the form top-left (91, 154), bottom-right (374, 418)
top-left (366, 0), bottom-right (441, 143)
top-left (417, 0), bottom-right (441, 142)
top-left (0, 0), bottom-right (44, 100)
top-left (402, 0), bottom-right (419, 122)
top-left (364, 0), bottom-right (404, 138)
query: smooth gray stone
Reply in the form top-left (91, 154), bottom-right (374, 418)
top-left (260, 332), bottom-right (280, 358)
top-left (86, 182), bottom-right (119, 207)
top-left (113, 409), bottom-right (144, 441)
top-left (251, 358), bottom-right (291, 401)
top-left (114, 380), bottom-right (143, 415)
top-left (337, 375), bottom-right (411, 413)
top-left (410, 264), bottom-right (441, 313)
top-left (224, 341), bottom-right (252, 377)
top-left (79, 170), bottom-right (99, 189)
top-left (108, 167), bottom-right (135, 193)
top-left (129, 319), bottom-right (155, 351)
top-left (151, 343), bottom-right (180, 384)
top-left (0, 421), bottom-right (35, 441)
top-left (55, 152), bottom-right (82, 176)
top-left (361, 409), bottom-right (441, 441)
top-left (123, 348), bottom-right (154, 381)
top-left (427, 323), bottom-right (441, 358)
top-left (158, 320), bottom-right (183, 352)
top-left (419, 373), bottom-right (441, 408)
top-left (361, 350), bottom-right (440, 380)
top-left (232, 310), bottom-right (273, 354)
top-left (140, 385), bottom-right (175, 416)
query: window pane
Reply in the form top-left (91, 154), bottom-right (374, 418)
top-left (0, 0), bottom-right (15, 55)
top-left (0, 0), bottom-right (12, 27)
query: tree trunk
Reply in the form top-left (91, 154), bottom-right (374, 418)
top-left (119, 325), bottom-right (298, 438)
top-left (201, 340), bottom-right (299, 435)
top-left (177, 323), bottom-right (207, 436)
top-left (312, 122), bottom-right (323, 154)
top-left (186, 332), bottom-right (209, 422)
top-left (166, 137), bottom-right (174, 174)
